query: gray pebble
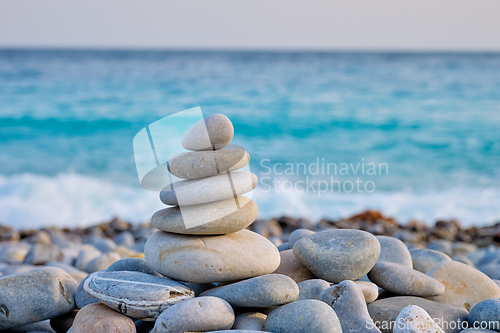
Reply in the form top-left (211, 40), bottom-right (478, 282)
top-left (409, 248), bottom-right (451, 273)
top-left (368, 262), bottom-right (445, 297)
top-left (74, 247), bottom-right (101, 271)
top-left (277, 243), bottom-right (289, 252)
top-left (84, 270), bottom-right (194, 321)
top-left (428, 240), bottom-right (453, 256)
top-left (232, 312), bottom-right (267, 331)
top-left (114, 231), bottom-right (135, 247)
top-left (160, 171), bottom-right (258, 206)
top-left (168, 148), bottom-right (249, 180)
top-left (293, 229), bottom-right (381, 283)
top-left (376, 236), bottom-right (412, 267)
top-left (288, 229), bottom-right (315, 248)
top-left (106, 257), bottom-right (160, 276)
top-left (265, 299), bottom-right (342, 333)
top-left (200, 274), bottom-right (299, 307)
top-left (23, 243), bottom-right (63, 265)
top-left (320, 280), bottom-right (381, 333)
top-left (75, 274), bottom-right (99, 309)
top-left (152, 296), bottom-right (234, 332)
top-left (296, 279), bottom-right (331, 301)
top-left (92, 238), bottom-right (117, 253)
top-left (0, 267), bottom-right (78, 329)
top-left (84, 252), bottom-right (121, 273)
top-left (468, 299), bottom-right (500, 332)
top-left (182, 113), bottom-right (234, 151)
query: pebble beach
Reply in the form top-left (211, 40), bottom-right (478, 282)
top-left (1, 114), bottom-right (500, 333)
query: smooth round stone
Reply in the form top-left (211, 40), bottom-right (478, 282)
top-left (152, 296), bottom-right (234, 333)
top-left (427, 261), bottom-right (500, 310)
top-left (182, 113), bottom-right (234, 151)
top-left (200, 274), bottom-right (299, 307)
top-left (355, 281), bottom-right (379, 303)
top-left (368, 262), bottom-right (445, 297)
top-left (160, 171), bottom-right (258, 206)
top-left (297, 279), bottom-right (331, 301)
top-left (168, 148), bottom-right (250, 180)
top-left (376, 236), bottom-right (412, 267)
top-left (151, 196), bottom-right (258, 235)
top-left (106, 258), bottom-right (160, 276)
top-left (144, 229), bottom-right (280, 283)
top-left (76, 275), bottom-right (99, 309)
top-left (410, 248), bottom-right (452, 273)
top-left (264, 299), bottom-right (342, 333)
top-left (320, 280), bottom-right (381, 333)
top-left (23, 243), bottom-right (63, 265)
top-left (74, 247), bottom-right (102, 271)
top-left (468, 299), bottom-right (500, 331)
top-left (394, 305), bottom-right (444, 333)
top-left (453, 255), bottom-right (475, 266)
top-left (273, 249), bottom-right (316, 283)
top-left (367, 296), bottom-right (470, 333)
top-left (28, 230), bottom-right (52, 244)
top-left (114, 231), bottom-right (135, 247)
top-left (71, 303), bottom-right (135, 333)
top-left (0, 243), bottom-right (30, 264)
top-left (232, 312), bottom-right (267, 330)
top-left (84, 252), bottom-right (121, 273)
top-left (288, 229), bottom-right (315, 248)
top-left (277, 243), bottom-right (289, 252)
top-left (293, 229), bottom-right (381, 283)
top-left (92, 238), bottom-right (117, 253)
top-left (428, 240), bottom-right (453, 256)
top-left (0, 267), bottom-right (78, 329)
top-left (84, 271), bottom-right (194, 321)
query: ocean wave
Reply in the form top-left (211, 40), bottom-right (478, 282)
top-left (0, 173), bottom-right (499, 230)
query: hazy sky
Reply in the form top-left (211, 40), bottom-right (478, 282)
top-left (1, 0), bottom-right (499, 51)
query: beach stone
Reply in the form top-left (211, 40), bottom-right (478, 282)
top-left (293, 229), bottom-right (381, 283)
top-left (368, 262), bottom-right (445, 297)
top-left (356, 280), bottom-right (379, 303)
top-left (264, 299), bottom-right (342, 333)
top-left (84, 252), bottom-right (121, 273)
top-left (168, 148), bottom-right (249, 180)
top-left (106, 257), bottom-right (160, 276)
top-left (114, 231), bottom-right (135, 247)
top-left (71, 303), bottom-right (136, 333)
top-left (428, 240), bottom-right (453, 256)
top-left (144, 229), bottom-right (280, 283)
top-left (84, 270), bottom-right (194, 321)
top-left (320, 280), bottom-right (381, 333)
top-left (232, 312), bottom-right (267, 331)
top-left (0, 267), bottom-right (78, 329)
top-left (160, 171), bottom-right (258, 206)
top-left (183, 282), bottom-right (217, 296)
top-left (453, 255), bottom-right (475, 266)
top-left (200, 274), bottom-right (299, 307)
top-left (376, 236), bottom-right (412, 267)
top-left (468, 299), bottom-right (500, 331)
top-left (151, 296), bottom-right (234, 333)
top-left (28, 230), bottom-right (52, 244)
top-left (410, 248), bottom-right (452, 273)
top-left (23, 243), bottom-right (63, 265)
top-left (394, 305), bottom-right (444, 333)
top-left (0, 263), bottom-right (35, 276)
top-left (92, 238), bottom-right (117, 253)
top-left (75, 275), bottom-right (99, 309)
top-left (182, 113), bottom-right (234, 151)
top-left (427, 261), bottom-right (500, 310)
top-left (0, 225), bottom-right (19, 241)
top-left (45, 261), bottom-right (87, 284)
top-left (297, 279), bottom-right (331, 301)
top-left (288, 229), bottom-right (315, 248)
top-left (277, 243), bottom-right (289, 252)
top-left (151, 196), bottom-right (258, 235)
top-left (74, 247), bottom-right (102, 271)
top-left (50, 309), bottom-right (78, 333)
top-left (367, 296), bottom-right (470, 333)
top-left (273, 249), bottom-right (316, 283)
top-left (452, 242), bottom-right (478, 256)
top-left (0, 243), bottom-right (30, 264)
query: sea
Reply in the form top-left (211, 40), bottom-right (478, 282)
top-left (1, 49), bottom-right (500, 229)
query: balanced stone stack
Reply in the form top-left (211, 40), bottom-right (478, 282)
top-left (144, 114), bottom-right (281, 284)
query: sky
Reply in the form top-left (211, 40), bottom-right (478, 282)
top-left (0, 0), bottom-right (499, 51)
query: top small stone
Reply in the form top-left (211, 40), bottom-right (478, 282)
top-left (182, 114), bottom-right (234, 151)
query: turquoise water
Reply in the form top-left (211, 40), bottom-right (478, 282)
top-left (1, 50), bottom-right (500, 228)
